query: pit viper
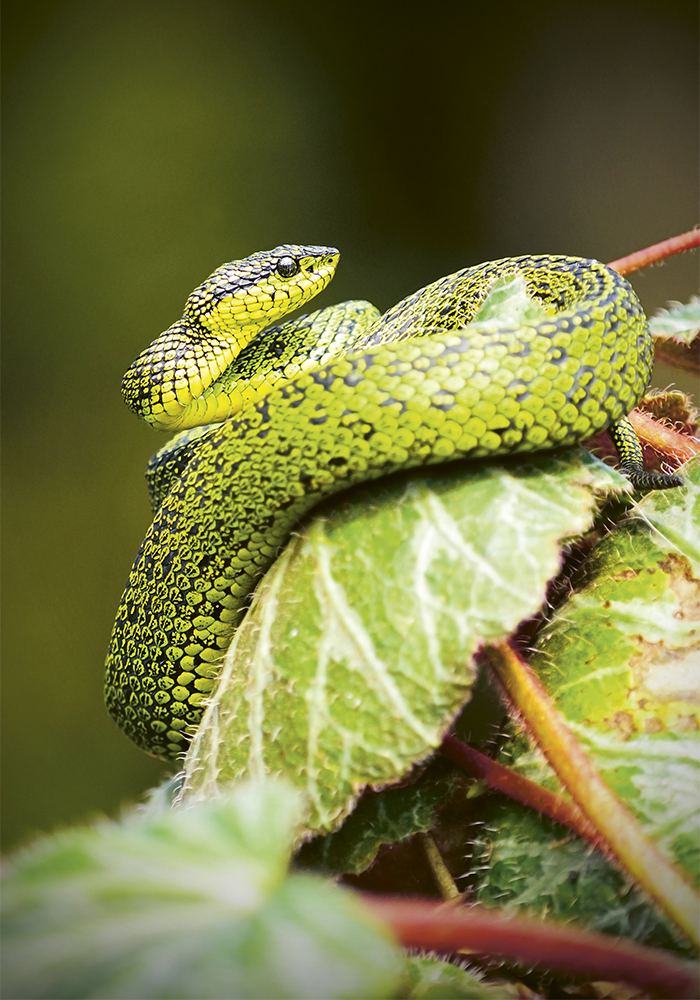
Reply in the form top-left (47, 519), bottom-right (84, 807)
top-left (105, 244), bottom-right (682, 759)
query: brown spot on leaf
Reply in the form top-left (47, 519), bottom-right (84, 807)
top-left (616, 569), bottom-right (639, 580)
top-left (613, 711), bottom-right (637, 739)
top-left (675, 714), bottom-right (699, 732)
top-left (643, 716), bottom-right (664, 734)
top-left (630, 639), bottom-right (700, 705)
top-left (657, 553), bottom-right (700, 622)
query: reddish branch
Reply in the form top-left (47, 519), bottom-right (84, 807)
top-left (629, 409), bottom-right (700, 464)
top-left (362, 895), bottom-right (699, 999)
top-left (439, 735), bottom-right (611, 855)
top-left (608, 229), bottom-right (700, 275)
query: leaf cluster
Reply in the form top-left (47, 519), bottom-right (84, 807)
top-left (3, 286), bottom-right (699, 999)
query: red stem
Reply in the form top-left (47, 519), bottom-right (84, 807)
top-left (440, 734), bottom-right (610, 855)
top-left (362, 895), bottom-right (699, 999)
top-left (607, 229), bottom-right (700, 275)
top-left (629, 409), bottom-right (700, 463)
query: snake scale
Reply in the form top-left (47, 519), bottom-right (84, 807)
top-left (105, 245), bottom-right (682, 759)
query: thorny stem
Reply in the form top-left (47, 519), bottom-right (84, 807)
top-left (608, 229), bottom-right (700, 275)
top-left (485, 640), bottom-right (700, 946)
top-left (439, 734), bottom-right (612, 857)
top-left (629, 408), bottom-right (700, 463)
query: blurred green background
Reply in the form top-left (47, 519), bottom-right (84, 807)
top-left (3, 0), bottom-right (698, 852)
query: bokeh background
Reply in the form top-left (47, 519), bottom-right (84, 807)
top-left (3, 0), bottom-right (698, 852)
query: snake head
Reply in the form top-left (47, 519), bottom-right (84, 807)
top-left (122, 245), bottom-right (339, 428)
top-left (182, 244), bottom-right (340, 345)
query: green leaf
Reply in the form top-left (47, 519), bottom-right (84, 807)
top-left (396, 953), bottom-right (522, 999)
top-left (649, 296), bottom-right (700, 344)
top-left (181, 451), bottom-right (626, 834)
top-left (1, 781), bottom-right (402, 1000)
top-left (297, 775), bottom-right (458, 876)
top-left (471, 273), bottom-right (551, 327)
top-left (473, 455), bottom-right (700, 953)
top-left (473, 801), bottom-right (688, 953)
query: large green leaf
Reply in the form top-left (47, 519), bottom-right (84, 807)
top-left (1, 781), bottom-right (402, 1000)
top-left (181, 451), bottom-right (625, 834)
top-left (474, 455), bottom-right (700, 953)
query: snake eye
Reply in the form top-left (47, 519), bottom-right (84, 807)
top-left (276, 256), bottom-right (300, 279)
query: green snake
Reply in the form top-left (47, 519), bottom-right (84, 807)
top-left (106, 245), bottom-right (682, 759)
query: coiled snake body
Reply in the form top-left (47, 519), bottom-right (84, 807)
top-left (106, 245), bottom-right (681, 759)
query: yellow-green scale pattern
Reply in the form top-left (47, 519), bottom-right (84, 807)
top-left (143, 300), bottom-right (382, 511)
top-left (122, 245), bottom-right (340, 431)
top-left (106, 252), bottom-right (655, 759)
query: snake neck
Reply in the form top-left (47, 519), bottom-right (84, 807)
top-left (121, 245), bottom-right (340, 431)
top-left (121, 319), bottom-right (244, 428)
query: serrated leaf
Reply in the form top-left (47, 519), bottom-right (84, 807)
top-left (473, 456), bottom-right (700, 953)
top-left (181, 451), bottom-right (625, 834)
top-left (1, 782), bottom-right (402, 1000)
top-left (474, 800), bottom-right (689, 954)
top-left (634, 457), bottom-right (700, 568)
top-left (396, 953), bottom-right (522, 999)
top-left (297, 776), bottom-right (458, 876)
top-left (649, 296), bottom-right (700, 344)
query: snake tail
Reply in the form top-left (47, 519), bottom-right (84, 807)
top-left (609, 415), bottom-right (684, 489)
